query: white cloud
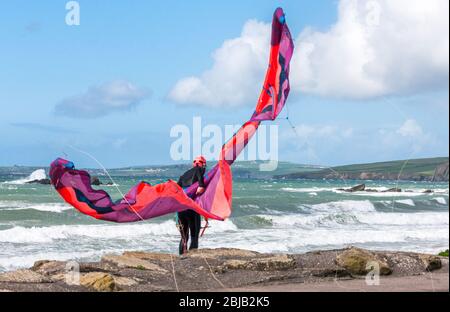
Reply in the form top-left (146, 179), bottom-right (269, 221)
top-left (168, 20), bottom-right (270, 107)
top-left (169, 0), bottom-right (449, 105)
top-left (293, 0), bottom-right (449, 98)
top-left (55, 80), bottom-right (149, 118)
top-left (397, 119), bottom-right (423, 137)
top-left (381, 118), bottom-right (438, 153)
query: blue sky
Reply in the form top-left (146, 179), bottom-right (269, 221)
top-left (0, 0), bottom-right (448, 168)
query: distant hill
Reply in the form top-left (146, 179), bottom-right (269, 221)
top-left (275, 157), bottom-right (449, 182)
top-left (108, 161), bottom-right (324, 179)
top-left (2, 157), bottom-right (448, 182)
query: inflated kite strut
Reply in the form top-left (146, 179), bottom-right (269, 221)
top-left (49, 8), bottom-right (294, 223)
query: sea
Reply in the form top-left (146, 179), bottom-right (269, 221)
top-left (0, 167), bottom-right (448, 272)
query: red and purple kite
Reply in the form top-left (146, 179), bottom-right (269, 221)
top-left (50, 8), bottom-right (294, 223)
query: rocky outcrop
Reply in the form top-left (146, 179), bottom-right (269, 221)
top-left (337, 184), bottom-right (366, 192)
top-left (0, 247), bottom-right (447, 292)
top-left (432, 162), bottom-right (449, 182)
top-left (101, 254), bottom-right (168, 274)
top-left (26, 179), bottom-right (51, 185)
top-left (337, 184), bottom-right (440, 194)
top-left (90, 176), bottom-right (101, 186)
top-left (221, 255), bottom-right (296, 271)
top-left (0, 269), bottom-right (50, 283)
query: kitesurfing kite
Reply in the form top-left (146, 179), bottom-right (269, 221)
top-left (50, 7), bottom-right (294, 223)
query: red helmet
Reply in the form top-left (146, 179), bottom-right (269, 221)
top-left (193, 155), bottom-right (206, 167)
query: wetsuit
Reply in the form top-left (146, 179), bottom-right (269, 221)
top-left (177, 166), bottom-right (205, 255)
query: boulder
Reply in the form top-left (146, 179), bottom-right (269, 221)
top-left (0, 269), bottom-right (50, 283)
top-left (344, 184), bottom-right (365, 192)
top-left (419, 255), bottom-right (442, 271)
top-left (80, 272), bottom-right (116, 292)
top-left (223, 255), bottom-right (296, 271)
top-left (101, 254), bottom-right (168, 274)
top-left (113, 276), bottom-right (139, 288)
top-left (383, 188), bottom-right (402, 193)
top-left (31, 260), bottom-right (66, 276)
top-left (336, 248), bottom-right (392, 276)
top-left (26, 179), bottom-right (51, 185)
top-left (123, 251), bottom-right (175, 262)
top-left (432, 162), bottom-right (449, 182)
top-left (90, 176), bottom-right (101, 186)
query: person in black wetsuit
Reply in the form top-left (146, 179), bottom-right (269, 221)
top-left (177, 155), bottom-right (207, 255)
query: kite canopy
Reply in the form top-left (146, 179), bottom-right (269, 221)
top-left (49, 7), bottom-right (294, 223)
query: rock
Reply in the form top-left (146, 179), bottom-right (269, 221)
top-left (31, 260), bottom-right (67, 276)
top-left (0, 269), bottom-right (50, 283)
top-left (432, 162), bottom-right (449, 182)
top-left (347, 184), bottom-right (365, 192)
top-left (26, 178), bottom-right (51, 185)
top-left (80, 272), bottom-right (116, 292)
top-left (90, 176), bottom-right (101, 186)
top-left (113, 276), bottom-right (139, 287)
top-left (101, 254), bottom-right (168, 274)
top-left (419, 255), bottom-right (442, 271)
top-left (123, 251), bottom-right (175, 262)
top-left (336, 248), bottom-right (392, 276)
top-left (223, 255), bottom-right (296, 271)
top-left (187, 248), bottom-right (259, 259)
top-left (422, 189), bottom-right (433, 194)
top-left (383, 188), bottom-right (402, 192)
top-left (31, 260), bottom-right (51, 270)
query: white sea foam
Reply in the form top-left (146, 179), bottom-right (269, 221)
top-left (0, 201), bottom-right (71, 213)
top-left (201, 226), bottom-right (449, 255)
top-left (308, 200), bottom-right (377, 213)
top-left (5, 169), bottom-right (47, 185)
top-left (0, 219), bottom-right (238, 244)
top-left (395, 199), bottom-right (416, 206)
top-left (355, 211), bottom-right (449, 226)
top-left (261, 211), bottom-right (448, 228)
top-left (433, 197), bottom-right (447, 205)
top-left (281, 187), bottom-right (336, 193)
top-left (239, 204), bottom-right (260, 209)
top-left (345, 191), bottom-right (427, 197)
top-left (0, 184), bottom-right (18, 190)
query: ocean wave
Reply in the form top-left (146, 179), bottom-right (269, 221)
top-left (259, 210), bottom-right (448, 228)
top-left (394, 199), bottom-right (415, 206)
top-left (201, 226), bottom-right (449, 255)
top-left (0, 184), bottom-right (18, 190)
top-left (335, 190), bottom-right (427, 197)
top-left (307, 200), bottom-right (377, 213)
top-left (355, 211), bottom-right (449, 226)
top-left (0, 250), bottom-right (107, 272)
top-left (281, 187), bottom-right (336, 193)
top-left (433, 197), bottom-right (447, 205)
top-left (3, 169), bottom-right (47, 185)
top-left (0, 219), bottom-right (238, 244)
top-left (0, 201), bottom-right (71, 213)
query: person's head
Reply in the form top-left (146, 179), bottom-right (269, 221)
top-left (193, 155), bottom-right (207, 168)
